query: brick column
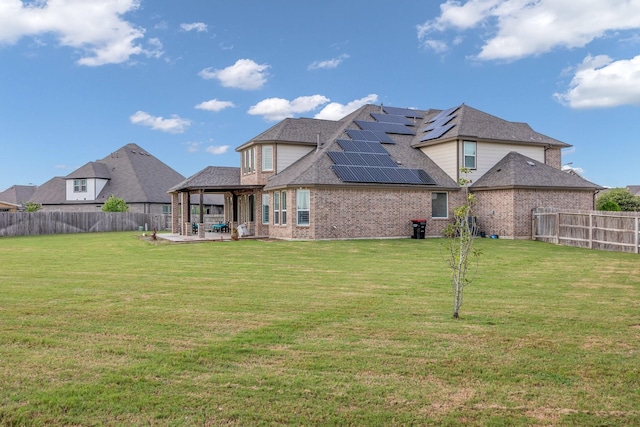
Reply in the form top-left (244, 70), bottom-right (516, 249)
top-left (171, 192), bottom-right (180, 234)
top-left (180, 191), bottom-right (190, 235)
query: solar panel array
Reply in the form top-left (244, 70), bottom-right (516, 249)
top-left (382, 106), bottom-right (424, 119)
top-left (355, 120), bottom-right (415, 135)
top-left (336, 139), bottom-right (388, 154)
top-left (331, 165), bottom-right (436, 185)
top-left (370, 113), bottom-right (414, 125)
top-left (345, 129), bottom-right (395, 144)
top-left (421, 106), bottom-right (459, 142)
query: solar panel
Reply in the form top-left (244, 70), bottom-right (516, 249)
top-left (355, 120), bottom-right (415, 135)
top-left (423, 114), bottom-right (455, 132)
top-left (331, 165), bottom-right (436, 185)
top-left (336, 139), bottom-right (388, 154)
top-left (382, 106), bottom-right (424, 119)
top-left (345, 129), bottom-right (395, 143)
top-left (327, 151), bottom-right (354, 165)
top-left (328, 151), bottom-right (399, 168)
top-left (370, 113), bottom-right (414, 125)
top-left (426, 106), bottom-right (460, 123)
top-left (420, 123), bottom-right (456, 141)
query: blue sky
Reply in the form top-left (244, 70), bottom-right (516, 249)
top-left (2, 0), bottom-right (640, 191)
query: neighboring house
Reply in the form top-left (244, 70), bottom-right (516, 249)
top-left (627, 185), bottom-right (640, 197)
top-left (169, 104), bottom-right (601, 240)
top-left (0, 185), bottom-right (37, 212)
top-left (30, 143), bottom-right (187, 215)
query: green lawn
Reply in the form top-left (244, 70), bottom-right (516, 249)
top-left (0, 233), bottom-right (638, 426)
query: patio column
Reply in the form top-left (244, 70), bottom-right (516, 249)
top-left (171, 192), bottom-right (180, 234)
top-left (180, 191), bottom-right (190, 235)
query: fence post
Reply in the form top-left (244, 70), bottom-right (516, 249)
top-left (589, 213), bottom-right (593, 250)
top-left (555, 212), bottom-right (560, 245)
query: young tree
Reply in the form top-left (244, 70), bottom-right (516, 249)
top-left (102, 195), bottom-right (129, 212)
top-left (444, 168), bottom-right (481, 319)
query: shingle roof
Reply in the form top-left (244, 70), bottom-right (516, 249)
top-left (626, 185), bottom-right (640, 196)
top-left (471, 151), bottom-right (602, 190)
top-left (413, 104), bottom-right (570, 148)
top-left (263, 104), bottom-right (459, 190)
top-left (236, 117), bottom-right (345, 151)
top-left (169, 166), bottom-right (243, 192)
top-left (67, 161), bottom-right (111, 179)
top-left (30, 143), bottom-right (185, 205)
top-left (0, 185), bottom-right (37, 205)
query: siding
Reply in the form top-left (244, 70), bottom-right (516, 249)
top-left (277, 145), bottom-right (314, 173)
top-left (421, 141), bottom-right (458, 180)
top-left (465, 142), bottom-right (544, 183)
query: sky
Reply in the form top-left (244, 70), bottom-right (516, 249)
top-left (1, 0), bottom-right (640, 191)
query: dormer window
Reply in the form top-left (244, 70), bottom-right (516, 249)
top-left (74, 179), bottom-right (87, 193)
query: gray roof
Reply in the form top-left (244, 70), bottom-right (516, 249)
top-left (67, 161), bottom-right (111, 179)
top-left (0, 184), bottom-right (37, 205)
top-left (236, 117), bottom-right (346, 151)
top-left (263, 104), bottom-right (460, 190)
top-left (626, 185), bottom-right (640, 196)
top-left (29, 177), bottom-right (66, 204)
top-left (472, 151), bottom-right (602, 190)
top-left (413, 104), bottom-right (570, 148)
top-left (169, 166), bottom-right (247, 192)
top-left (30, 143), bottom-right (185, 205)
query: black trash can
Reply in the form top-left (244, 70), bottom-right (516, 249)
top-left (411, 219), bottom-right (427, 239)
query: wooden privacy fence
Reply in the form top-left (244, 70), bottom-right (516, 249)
top-left (532, 208), bottom-right (640, 254)
top-left (0, 212), bottom-right (169, 237)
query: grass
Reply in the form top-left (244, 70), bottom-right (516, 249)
top-left (0, 232), bottom-right (638, 426)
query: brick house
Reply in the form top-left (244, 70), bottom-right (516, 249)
top-left (169, 103), bottom-right (601, 240)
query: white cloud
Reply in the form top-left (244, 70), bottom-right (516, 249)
top-left (314, 94), bottom-right (379, 120)
top-left (180, 22), bottom-right (207, 32)
top-left (0, 0), bottom-right (156, 66)
top-left (554, 54), bottom-right (640, 108)
top-left (129, 111), bottom-right (191, 133)
top-left (199, 59), bottom-right (269, 90)
top-left (186, 141), bottom-right (201, 153)
top-left (418, 0), bottom-right (640, 61)
top-left (248, 95), bottom-right (330, 121)
top-left (205, 145), bottom-right (230, 155)
top-left (195, 99), bottom-right (235, 112)
top-left (308, 54), bottom-right (350, 70)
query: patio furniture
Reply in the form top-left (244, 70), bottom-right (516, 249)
top-left (211, 222), bottom-right (230, 233)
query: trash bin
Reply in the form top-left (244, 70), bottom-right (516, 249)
top-left (411, 219), bottom-right (427, 239)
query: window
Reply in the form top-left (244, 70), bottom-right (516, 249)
top-left (73, 179), bottom-right (87, 193)
top-left (262, 145), bottom-right (273, 171)
top-left (463, 141), bottom-right (476, 169)
top-left (243, 148), bottom-right (256, 174)
top-left (273, 192), bottom-right (280, 225)
top-left (281, 191), bottom-right (287, 225)
top-left (432, 192), bottom-right (448, 218)
top-left (296, 189), bottom-right (310, 226)
top-left (262, 194), bottom-right (269, 224)
top-left (162, 205), bottom-right (172, 215)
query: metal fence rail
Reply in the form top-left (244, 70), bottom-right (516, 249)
top-left (0, 212), bottom-right (169, 237)
top-left (532, 208), bottom-right (640, 254)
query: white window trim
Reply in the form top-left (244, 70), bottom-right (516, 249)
top-left (463, 141), bottom-right (477, 170)
top-left (432, 192), bottom-right (448, 219)
top-left (262, 145), bottom-right (273, 171)
top-left (262, 194), bottom-right (269, 224)
top-left (296, 189), bottom-right (310, 226)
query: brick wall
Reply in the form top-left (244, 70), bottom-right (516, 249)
top-left (474, 188), bottom-right (595, 238)
top-left (267, 187), bottom-right (463, 240)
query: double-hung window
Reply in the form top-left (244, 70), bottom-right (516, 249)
top-left (262, 194), bottom-right (269, 224)
top-left (74, 179), bottom-right (87, 193)
top-left (296, 189), bottom-right (310, 226)
top-left (463, 141), bottom-right (477, 169)
top-left (432, 192), bottom-right (448, 219)
top-left (281, 191), bottom-right (287, 225)
top-left (273, 192), bottom-right (280, 225)
top-left (262, 145), bottom-right (273, 171)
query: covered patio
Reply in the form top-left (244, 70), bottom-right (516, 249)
top-left (167, 166), bottom-right (262, 239)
